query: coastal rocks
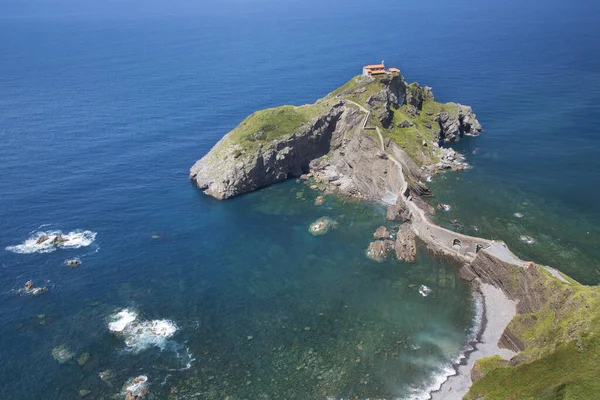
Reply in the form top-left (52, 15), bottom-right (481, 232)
top-left (436, 105), bottom-right (482, 143)
top-left (65, 258), bottom-right (81, 267)
top-left (309, 217), bottom-right (336, 236)
top-left (386, 203), bottom-right (411, 222)
top-left (123, 375), bottom-right (149, 399)
top-left (398, 120), bottom-right (414, 128)
top-left (23, 280), bottom-right (48, 295)
top-left (6, 230), bottom-right (97, 254)
top-left (314, 195), bottom-right (325, 206)
top-left (373, 226), bottom-right (391, 240)
top-left (430, 146), bottom-right (469, 171)
top-left (519, 235), bottom-right (535, 244)
top-left (36, 235), bottom-right (49, 245)
top-left (108, 309), bottom-right (178, 352)
top-left (52, 345), bottom-right (75, 364)
top-left (394, 224), bottom-right (417, 263)
top-left (51, 235), bottom-right (69, 245)
top-left (366, 240), bottom-right (394, 261)
top-left (437, 203), bottom-right (452, 212)
top-left (418, 285), bottom-right (433, 297)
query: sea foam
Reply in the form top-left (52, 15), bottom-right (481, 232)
top-left (6, 230), bottom-right (96, 254)
top-left (108, 308), bottom-right (178, 352)
top-left (406, 290), bottom-right (485, 400)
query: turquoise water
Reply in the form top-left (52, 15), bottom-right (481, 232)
top-left (1, 0), bottom-right (599, 398)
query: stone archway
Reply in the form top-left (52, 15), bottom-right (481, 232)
top-left (452, 238), bottom-right (462, 247)
top-left (476, 243), bottom-right (484, 253)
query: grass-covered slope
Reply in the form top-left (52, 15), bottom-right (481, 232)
top-left (329, 75), bottom-right (459, 165)
top-left (211, 100), bottom-right (334, 159)
top-left (466, 271), bottom-right (600, 400)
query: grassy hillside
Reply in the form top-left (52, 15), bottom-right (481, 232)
top-left (466, 270), bottom-right (600, 400)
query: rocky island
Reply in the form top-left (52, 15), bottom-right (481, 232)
top-left (191, 69), bottom-right (600, 399)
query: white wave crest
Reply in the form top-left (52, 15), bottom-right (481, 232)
top-left (6, 230), bottom-right (97, 254)
top-left (108, 308), bottom-right (178, 352)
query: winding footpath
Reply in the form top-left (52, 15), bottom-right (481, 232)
top-left (345, 100), bottom-right (569, 283)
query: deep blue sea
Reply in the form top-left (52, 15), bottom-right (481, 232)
top-left (1, 0), bottom-right (599, 398)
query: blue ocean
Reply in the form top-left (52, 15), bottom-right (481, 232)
top-left (1, 0), bottom-right (599, 398)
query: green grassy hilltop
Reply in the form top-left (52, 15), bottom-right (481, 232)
top-left (466, 269), bottom-right (600, 400)
top-left (211, 73), bottom-right (467, 168)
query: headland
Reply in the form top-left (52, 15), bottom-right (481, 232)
top-left (190, 66), bottom-right (600, 399)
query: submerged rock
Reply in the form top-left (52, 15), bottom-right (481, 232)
top-left (366, 240), bottom-right (394, 261)
top-left (77, 352), bottom-right (90, 366)
top-left (309, 217), bottom-right (336, 236)
top-left (52, 345), bottom-right (75, 364)
top-left (51, 235), bottom-right (69, 246)
top-left (98, 369), bottom-right (112, 382)
top-left (314, 195), bottom-right (325, 206)
top-left (514, 212), bottom-right (524, 218)
top-left (395, 224), bottom-right (417, 263)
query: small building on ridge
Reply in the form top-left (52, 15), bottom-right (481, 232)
top-left (362, 61), bottom-right (401, 77)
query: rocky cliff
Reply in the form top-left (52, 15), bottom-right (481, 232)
top-left (190, 73), bottom-right (482, 200)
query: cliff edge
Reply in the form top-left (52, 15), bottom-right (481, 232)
top-left (190, 72), bottom-right (481, 200)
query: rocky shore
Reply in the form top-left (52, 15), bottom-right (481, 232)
top-left (190, 72), bottom-right (598, 398)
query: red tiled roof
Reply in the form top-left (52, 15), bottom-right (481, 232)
top-left (388, 68), bottom-right (400, 73)
top-left (370, 69), bottom-right (387, 75)
top-left (364, 64), bottom-right (385, 70)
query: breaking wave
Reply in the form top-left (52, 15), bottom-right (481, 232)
top-left (6, 230), bottom-right (97, 254)
top-left (108, 308), bottom-right (178, 353)
top-left (406, 290), bottom-right (485, 400)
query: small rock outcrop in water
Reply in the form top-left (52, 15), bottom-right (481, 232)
top-left (366, 240), bottom-right (394, 261)
top-left (51, 235), bottom-right (69, 246)
top-left (123, 375), bottom-right (149, 399)
top-left (373, 226), bottom-right (391, 240)
top-left (394, 224), bottom-right (417, 263)
top-left (65, 258), bottom-right (81, 267)
top-left (23, 280), bottom-right (48, 295)
top-left (36, 235), bottom-right (49, 245)
top-left (309, 217), bottom-right (336, 236)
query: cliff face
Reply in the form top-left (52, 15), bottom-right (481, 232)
top-left (190, 73), bottom-right (483, 200)
top-left (190, 102), bottom-right (353, 199)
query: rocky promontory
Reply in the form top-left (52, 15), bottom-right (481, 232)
top-left (190, 70), bottom-right (599, 398)
top-left (190, 72), bottom-right (481, 201)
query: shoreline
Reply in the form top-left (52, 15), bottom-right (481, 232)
top-left (428, 282), bottom-right (517, 400)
